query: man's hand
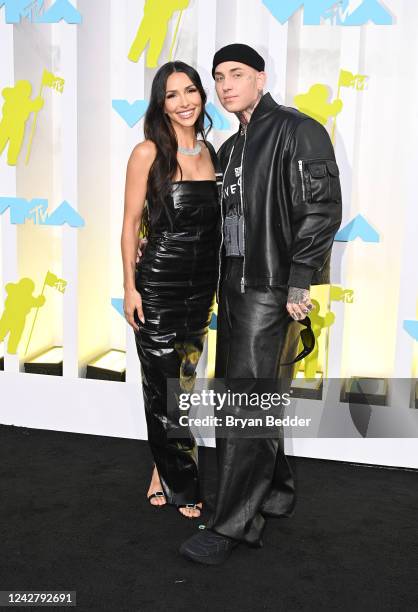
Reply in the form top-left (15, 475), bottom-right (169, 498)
top-left (136, 238), bottom-right (148, 263)
top-left (286, 286), bottom-right (313, 320)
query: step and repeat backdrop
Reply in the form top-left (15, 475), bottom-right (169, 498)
top-left (0, 0), bottom-right (417, 467)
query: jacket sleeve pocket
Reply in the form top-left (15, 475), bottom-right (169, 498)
top-left (299, 159), bottom-right (342, 204)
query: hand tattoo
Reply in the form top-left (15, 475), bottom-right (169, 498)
top-left (287, 286), bottom-right (313, 320)
top-left (288, 286), bottom-right (312, 307)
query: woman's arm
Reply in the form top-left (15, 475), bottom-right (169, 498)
top-left (121, 140), bottom-right (156, 329)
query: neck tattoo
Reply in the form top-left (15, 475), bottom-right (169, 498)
top-left (236, 91), bottom-right (263, 131)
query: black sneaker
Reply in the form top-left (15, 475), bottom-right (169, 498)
top-left (179, 529), bottom-right (239, 565)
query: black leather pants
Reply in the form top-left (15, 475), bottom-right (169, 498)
top-left (206, 257), bottom-right (300, 546)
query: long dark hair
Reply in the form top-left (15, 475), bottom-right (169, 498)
top-left (141, 61), bottom-right (213, 235)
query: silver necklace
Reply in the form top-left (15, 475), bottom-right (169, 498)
top-left (178, 142), bottom-right (202, 156)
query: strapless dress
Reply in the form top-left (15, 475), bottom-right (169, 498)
top-left (134, 179), bottom-right (220, 506)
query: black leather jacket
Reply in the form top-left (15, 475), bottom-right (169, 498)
top-left (216, 92), bottom-right (342, 300)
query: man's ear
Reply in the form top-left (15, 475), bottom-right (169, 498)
top-left (256, 71), bottom-right (267, 91)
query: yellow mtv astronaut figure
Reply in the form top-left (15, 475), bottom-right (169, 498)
top-left (0, 278), bottom-right (45, 354)
top-left (128, 0), bottom-right (190, 67)
top-left (294, 84), bottom-right (342, 126)
top-left (0, 80), bottom-right (44, 166)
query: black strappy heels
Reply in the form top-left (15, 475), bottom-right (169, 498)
top-left (147, 490), bottom-right (166, 506)
top-left (176, 503), bottom-right (202, 518)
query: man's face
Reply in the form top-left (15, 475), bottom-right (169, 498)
top-left (213, 61), bottom-right (266, 113)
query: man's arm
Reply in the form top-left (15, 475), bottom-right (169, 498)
top-left (285, 117), bottom-right (342, 319)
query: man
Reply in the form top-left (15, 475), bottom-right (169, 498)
top-left (180, 44), bottom-right (342, 565)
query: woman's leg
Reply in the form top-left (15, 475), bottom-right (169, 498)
top-left (135, 324), bottom-right (203, 516)
top-left (147, 464), bottom-right (166, 506)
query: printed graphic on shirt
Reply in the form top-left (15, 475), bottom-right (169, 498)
top-left (222, 133), bottom-right (245, 256)
top-left (223, 164), bottom-right (241, 215)
top-left (223, 132), bottom-right (245, 216)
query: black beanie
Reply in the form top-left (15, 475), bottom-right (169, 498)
top-left (212, 43), bottom-right (265, 78)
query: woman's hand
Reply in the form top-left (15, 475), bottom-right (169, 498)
top-left (136, 238), bottom-right (148, 263)
top-left (124, 287), bottom-right (144, 332)
top-left (286, 286), bottom-right (313, 320)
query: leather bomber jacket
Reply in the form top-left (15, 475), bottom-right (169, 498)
top-left (215, 92), bottom-right (343, 300)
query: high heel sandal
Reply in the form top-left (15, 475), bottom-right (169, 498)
top-left (147, 464), bottom-right (166, 506)
top-left (177, 503), bottom-right (202, 518)
top-left (147, 490), bottom-right (166, 506)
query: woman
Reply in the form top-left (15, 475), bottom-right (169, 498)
top-left (121, 62), bottom-right (220, 519)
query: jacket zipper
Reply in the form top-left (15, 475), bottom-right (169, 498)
top-left (216, 144), bottom-right (235, 301)
top-left (298, 159), bottom-right (306, 202)
top-left (240, 127), bottom-right (248, 293)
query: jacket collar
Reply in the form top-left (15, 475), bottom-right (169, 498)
top-left (234, 92), bottom-right (280, 138)
top-left (250, 92), bottom-right (280, 122)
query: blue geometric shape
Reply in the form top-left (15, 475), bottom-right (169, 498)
top-left (44, 200), bottom-right (85, 228)
top-left (403, 320), bottom-right (418, 341)
top-left (112, 99), bottom-right (149, 128)
top-left (335, 214), bottom-right (379, 243)
top-left (205, 103), bottom-right (230, 131)
top-left (35, 0), bottom-right (82, 24)
top-left (0, 197), bottom-right (85, 227)
top-left (24, 198), bottom-right (49, 224)
top-left (262, 0), bottom-right (393, 26)
top-left (0, 0), bottom-right (82, 23)
top-left (0, 196), bottom-right (12, 214)
top-left (0, 0), bottom-right (38, 23)
top-left (111, 298), bottom-right (125, 318)
top-left (0, 196), bottom-right (31, 220)
top-left (209, 312), bottom-right (217, 330)
top-left (262, 0), bottom-right (335, 25)
top-left (341, 0), bottom-right (392, 26)
top-left (0, 197), bottom-right (48, 224)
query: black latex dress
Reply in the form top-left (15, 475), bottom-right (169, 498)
top-left (134, 179), bottom-right (220, 506)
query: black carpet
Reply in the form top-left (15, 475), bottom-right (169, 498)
top-left (0, 424), bottom-right (417, 611)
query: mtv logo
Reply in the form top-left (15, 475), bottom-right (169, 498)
top-left (27, 200), bottom-right (49, 224)
top-left (262, 0), bottom-right (393, 26)
top-left (0, 197), bottom-right (84, 227)
top-left (0, 0), bottom-right (81, 24)
top-left (0, 0), bottom-right (32, 22)
top-left (54, 280), bottom-right (66, 292)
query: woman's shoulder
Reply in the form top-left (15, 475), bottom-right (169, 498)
top-left (128, 140), bottom-right (157, 169)
top-left (198, 138), bottom-right (217, 160)
top-left (198, 138), bottom-right (214, 151)
top-left (198, 139), bottom-right (220, 172)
